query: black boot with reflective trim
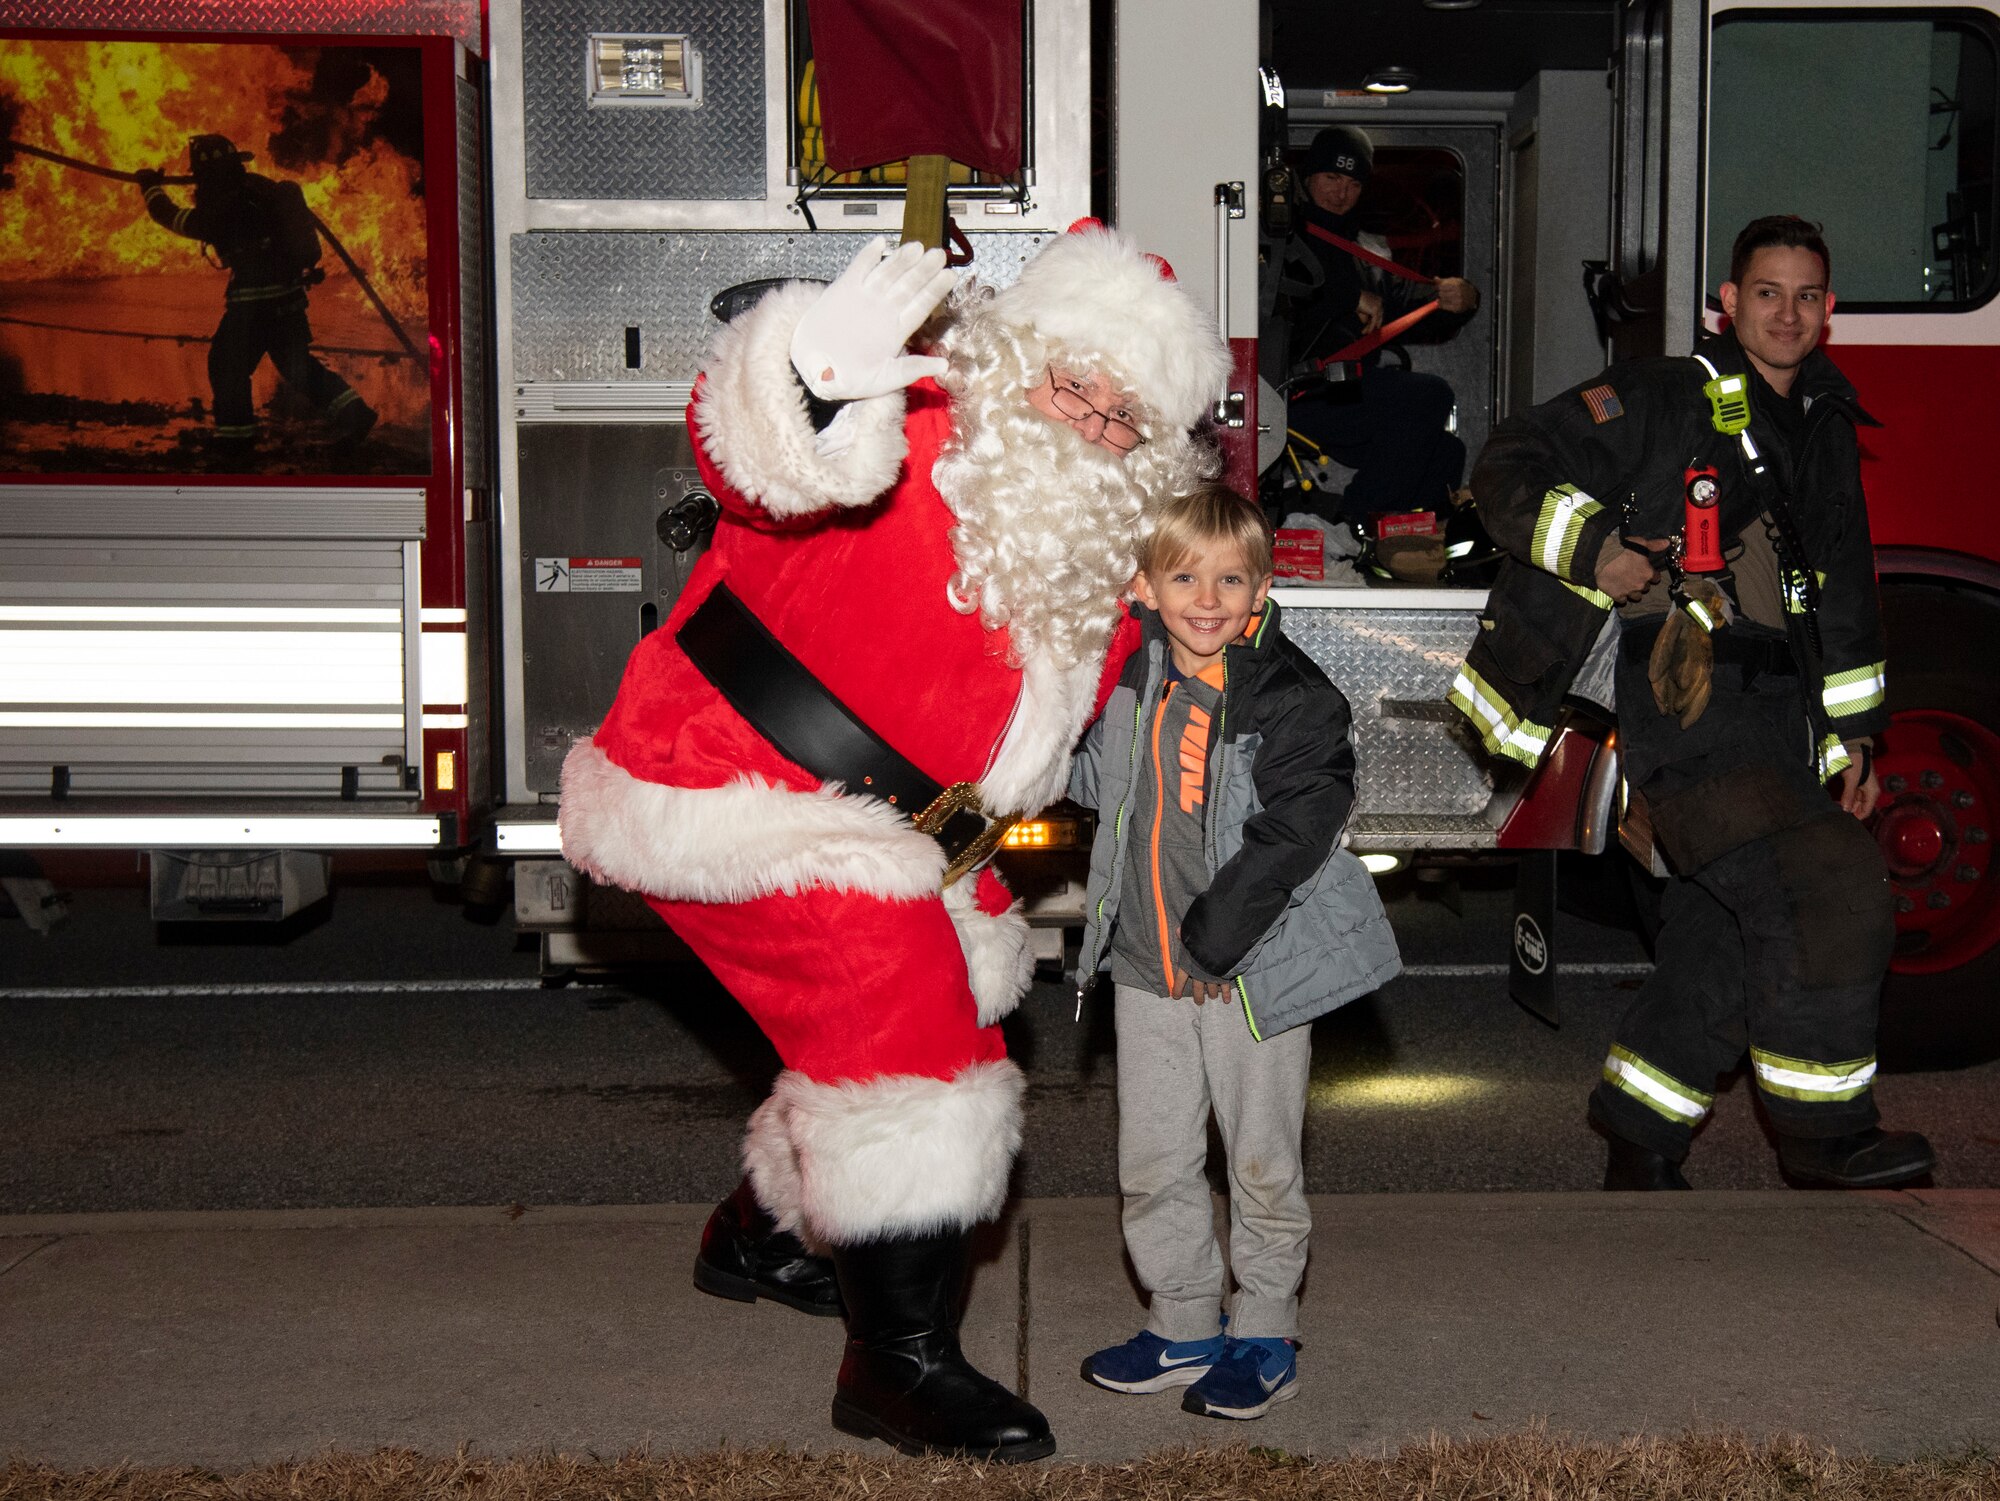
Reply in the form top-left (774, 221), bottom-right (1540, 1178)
top-left (1603, 1135), bottom-right (1692, 1191)
top-left (692, 1178), bottom-right (843, 1317)
top-left (1777, 1127), bottom-right (1937, 1188)
top-left (829, 1229), bottom-right (1054, 1463)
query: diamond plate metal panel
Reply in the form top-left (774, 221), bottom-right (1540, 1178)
top-left (521, 0), bottom-right (762, 201)
top-left (457, 74), bottom-right (490, 492)
top-left (509, 230), bottom-right (1050, 383)
top-left (1282, 606), bottom-right (1496, 826)
top-left (0, 0), bottom-right (480, 49)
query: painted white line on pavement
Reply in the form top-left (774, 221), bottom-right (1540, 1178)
top-left (0, 978), bottom-right (548, 1000)
top-left (1398, 962), bottom-right (1654, 978)
top-left (0, 964), bottom-right (1655, 1002)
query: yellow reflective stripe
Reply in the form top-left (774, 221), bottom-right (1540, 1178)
top-left (1560, 579), bottom-right (1615, 610)
top-left (1817, 733), bottom-right (1852, 784)
top-left (1449, 665), bottom-right (1517, 755)
top-left (1532, 484), bottom-right (1604, 577)
top-left (1822, 662), bottom-right (1887, 716)
top-left (1450, 665), bottom-right (1553, 767)
top-left (1683, 599), bottom-right (1718, 633)
top-left (1750, 1046), bottom-right (1876, 1103)
top-left (1501, 719), bottom-right (1552, 766)
top-left (171, 206), bottom-right (194, 234)
top-left (1603, 1044), bottom-right (1713, 1121)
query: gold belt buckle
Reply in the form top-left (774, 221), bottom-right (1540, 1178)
top-left (913, 781), bottom-right (1018, 889)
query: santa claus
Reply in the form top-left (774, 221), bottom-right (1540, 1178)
top-left (558, 223), bottom-right (1228, 1460)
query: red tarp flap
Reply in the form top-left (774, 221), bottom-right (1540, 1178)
top-left (806, 0), bottom-right (1023, 178)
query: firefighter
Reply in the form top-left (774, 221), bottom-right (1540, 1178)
top-left (1272, 125), bottom-right (1481, 520)
top-left (134, 135), bottom-right (376, 460)
top-left (1453, 215), bottom-right (1935, 1191)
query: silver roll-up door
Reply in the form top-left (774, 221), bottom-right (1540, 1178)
top-left (0, 486), bottom-right (427, 798)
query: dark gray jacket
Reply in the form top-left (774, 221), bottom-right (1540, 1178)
top-left (1068, 599), bottom-right (1402, 1040)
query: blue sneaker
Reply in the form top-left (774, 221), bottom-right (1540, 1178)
top-left (1080, 1329), bottom-right (1226, 1394)
top-left (1180, 1336), bottom-right (1298, 1419)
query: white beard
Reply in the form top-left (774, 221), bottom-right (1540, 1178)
top-left (933, 381), bottom-right (1150, 674)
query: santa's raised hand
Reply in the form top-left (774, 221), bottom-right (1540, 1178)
top-left (790, 236), bottom-right (958, 402)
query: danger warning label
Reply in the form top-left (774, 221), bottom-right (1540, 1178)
top-left (535, 557), bottom-right (643, 593)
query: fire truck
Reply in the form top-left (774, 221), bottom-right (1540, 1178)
top-left (1, 0), bottom-right (1995, 1062)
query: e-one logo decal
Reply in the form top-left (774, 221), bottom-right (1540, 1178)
top-left (1513, 914), bottom-right (1548, 975)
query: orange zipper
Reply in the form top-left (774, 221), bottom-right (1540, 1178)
top-left (1149, 684), bottom-right (1175, 994)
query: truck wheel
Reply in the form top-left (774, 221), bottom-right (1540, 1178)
top-left (1875, 583), bottom-right (2000, 1069)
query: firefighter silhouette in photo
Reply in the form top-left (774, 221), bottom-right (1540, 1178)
top-left (134, 134), bottom-right (376, 461)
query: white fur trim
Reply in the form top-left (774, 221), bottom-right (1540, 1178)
top-left (980, 651), bottom-right (1104, 816)
top-left (741, 1093), bottom-right (807, 1237)
top-left (758, 1060), bottom-right (1025, 1243)
top-left (992, 225), bottom-right (1232, 434)
top-left (944, 878), bottom-right (1034, 1028)
top-left (558, 738), bottom-right (944, 902)
top-left (694, 281), bottom-right (910, 519)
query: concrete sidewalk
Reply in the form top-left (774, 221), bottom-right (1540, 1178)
top-left (2, 1192), bottom-right (1996, 1467)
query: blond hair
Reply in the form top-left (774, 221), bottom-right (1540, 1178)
top-left (1139, 485), bottom-right (1274, 582)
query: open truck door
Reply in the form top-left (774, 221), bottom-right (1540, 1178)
top-left (1599, 0), bottom-right (1710, 363)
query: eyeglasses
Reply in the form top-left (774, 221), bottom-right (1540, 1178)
top-left (1045, 367), bottom-right (1148, 452)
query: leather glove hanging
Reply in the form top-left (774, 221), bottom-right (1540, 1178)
top-left (790, 236), bottom-right (958, 402)
top-left (1649, 576), bottom-right (1732, 728)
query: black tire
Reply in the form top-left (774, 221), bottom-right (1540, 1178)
top-left (1875, 581), bottom-right (2000, 1070)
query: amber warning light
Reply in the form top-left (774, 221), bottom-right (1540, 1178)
top-left (1003, 820), bottom-right (1082, 850)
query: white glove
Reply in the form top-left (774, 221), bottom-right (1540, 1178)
top-left (790, 236), bottom-right (957, 402)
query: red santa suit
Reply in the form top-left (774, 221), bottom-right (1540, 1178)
top-left (557, 232), bottom-right (1226, 1249)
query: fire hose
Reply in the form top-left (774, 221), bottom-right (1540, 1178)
top-left (1, 136), bottom-right (421, 362)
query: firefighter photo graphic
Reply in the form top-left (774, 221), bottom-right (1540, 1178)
top-left (1455, 215), bottom-right (1935, 1194)
top-left (135, 133), bottom-right (376, 461)
top-left (0, 37), bottom-right (431, 477)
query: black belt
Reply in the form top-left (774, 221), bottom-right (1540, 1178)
top-left (677, 582), bottom-right (1013, 886)
top-left (1708, 629), bottom-right (1799, 683)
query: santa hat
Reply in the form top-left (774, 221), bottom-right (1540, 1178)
top-left (990, 219), bottom-right (1230, 434)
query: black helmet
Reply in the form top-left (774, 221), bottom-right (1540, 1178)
top-left (1440, 495), bottom-right (1504, 586)
top-left (188, 134), bottom-right (253, 175)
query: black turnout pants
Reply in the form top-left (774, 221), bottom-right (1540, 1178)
top-left (1590, 621), bottom-right (1893, 1161)
top-left (209, 295), bottom-right (358, 434)
top-left (1285, 365), bottom-right (1466, 520)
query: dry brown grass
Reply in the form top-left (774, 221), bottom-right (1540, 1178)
top-left (3, 1433), bottom-right (1996, 1501)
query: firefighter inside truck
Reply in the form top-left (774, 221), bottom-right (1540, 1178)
top-left (1256, 105), bottom-right (1499, 587)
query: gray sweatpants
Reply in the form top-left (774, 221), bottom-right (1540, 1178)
top-left (1114, 983), bottom-right (1314, 1341)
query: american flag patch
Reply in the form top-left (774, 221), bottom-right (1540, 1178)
top-left (1581, 384), bottom-right (1624, 424)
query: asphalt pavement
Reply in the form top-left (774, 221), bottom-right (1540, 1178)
top-left (5, 872), bottom-right (1999, 1212)
top-left (3, 1191), bottom-right (1997, 1467)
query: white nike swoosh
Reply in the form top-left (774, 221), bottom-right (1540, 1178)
top-left (1259, 1368), bottom-right (1290, 1392)
top-left (1157, 1349), bottom-right (1210, 1369)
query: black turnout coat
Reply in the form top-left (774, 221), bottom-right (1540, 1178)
top-left (1451, 328), bottom-right (1890, 775)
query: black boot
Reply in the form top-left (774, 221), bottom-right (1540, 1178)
top-left (692, 1179), bottom-right (842, 1317)
top-left (1603, 1135), bottom-right (1692, 1191)
top-left (1778, 1127), bottom-right (1937, 1188)
top-left (829, 1229), bottom-right (1054, 1462)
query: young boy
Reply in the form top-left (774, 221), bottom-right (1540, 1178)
top-left (1069, 484), bottom-right (1401, 1419)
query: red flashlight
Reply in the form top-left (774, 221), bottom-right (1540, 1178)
top-left (1682, 465), bottom-right (1724, 573)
